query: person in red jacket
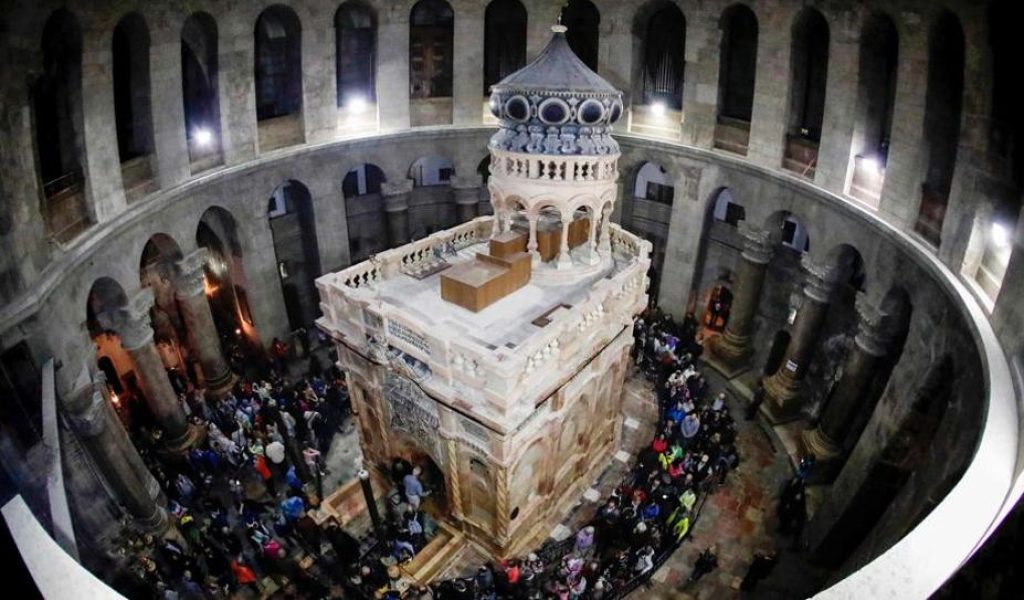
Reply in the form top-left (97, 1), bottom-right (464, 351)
top-left (230, 556), bottom-right (259, 593)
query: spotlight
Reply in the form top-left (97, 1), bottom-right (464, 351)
top-left (194, 128), bottom-right (213, 147)
top-left (651, 101), bottom-right (666, 117)
top-left (348, 96), bottom-right (368, 114)
top-left (991, 222), bottom-right (1011, 248)
top-left (861, 155), bottom-right (881, 175)
top-left (235, 328), bottom-right (242, 336)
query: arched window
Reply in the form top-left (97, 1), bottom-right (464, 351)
top-left (633, 162), bottom-right (673, 205)
top-left (788, 10), bottom-right (829, 141)
top-left (32, 9), bottom-right (89, 241)
top-left (914, 11), bottom-right (965, 246)
top-left (848, 14), bottom-right (899, 208)
top-left (717, 5), bottom-right (758, 123)
top-left (410, 156), bottom-right (454, 187)
top-left (712, 188), bottom-right (746, 226)
top-left (336, 1), bottom-right (377, 108)
top-left (342, 163), bottom-right (386, 198)
top-left (255, 6), bottom-right (302, 120)
top-left (784, 9), bottom-right (829, 176)
top-left (410, 0), bottom-right (454, 99)
top-left (181, 13), bottom-right (220, 167)
top-left (562, 0), bottom-right (599, 71)
top-left (112, 14), bottom-right (154, 165)
top-left (483, 0), bottom-right (527, 95)
top-left (640, 4), bottom-right (685, 109)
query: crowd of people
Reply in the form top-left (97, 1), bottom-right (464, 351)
top-left (107, 304), bottom-right (755, 599)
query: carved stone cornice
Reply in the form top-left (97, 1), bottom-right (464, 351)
top-left (738, 222), bottom-right (776, 265)
top-left (801, 255), bottom-right (841, 304)
top-left (175, 248), bottom-right (209, 299)
top-left (853, 293), bottom-right (889, 357)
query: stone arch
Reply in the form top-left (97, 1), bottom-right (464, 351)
top-left (822, 243), bottom-right (866, 292)
top-left (387, 431), bottom-right (449, 513)
top-left (335, 0), bottom-right (377, 107)
top-left (483, 0), bottom-right (527, 95)
top-left (784, 7), bottom-right (829, 176)
top-left (846, 12), bottom-right (900, 208)
top-left (255, 5), bottom-right (303, 121)
top-left (343, 163), bottom-right (388, 262)
top-left (409, 0), bottom-right (454, 104)
top-left (267, 179), bottom-right (321, 330)
top-left (632, 0), bottom-right (686, 110)
top-left (717, 4), bottom-right (758, 125)
top-left (33, 8), bottom-right (89, 242)
top-left (914, 9), bottom-right (965, 247)
top-left (197, 206), bottom-right (258, 350)
top-left (711, 187), bottom-right (745, 226)
top-left (181, 12), bottom-right (221, 166)
top-left (112, 13), bottom-right (155, 169)
top-left (764, 210), bottom-right (811, 254)
top-left (562, 0), bottom-right (600, 71)
top-left (409, 155), bottom-right (454, 187)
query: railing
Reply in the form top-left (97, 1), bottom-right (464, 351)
top-left (490, 150), bottom-right (618, 183)
top-left (316, 217), bottom-right (651, 416)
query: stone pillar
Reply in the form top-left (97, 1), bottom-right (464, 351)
top-left (679, 10), bottom-right (720, 150)
top-left (815, 31), bottom-right (860, 193)
top-left (443, 436), bottom-right (464, 521)
top-left (377, 8), bottom-right (411, 131)
top-left (63, 378), bottom-right (168, 533)
top-left (746, 4), bottom-right (792, 170)
top-left (708, 223), bottom-right (775, 374)
top-left (527, 213), bottom-right (540, 263)
top-left (557, 217), bottom-right (572, 269)
top-left (598, 205), bottom-right (612, 254)
top-left (175, 249), bottom-right (234, 396)
top-left (762, 255), bottom-right (839, 423)
top-left (217, 4), bottom-right (258, 165)
top-left (586, 210), bottom-right (599, 265)
top-left (452, 174), bottom-right (482, 223)
top-left (80, 23), bottom-right (127, 222)
top-left (453, 7), bottom-right (484, 125)
top-left (801, 295), bottom-right (887, 474)
top-left (103, 290), bottom-right (193, 449)
top-left (302, 4), bottom-right (338, 144)
top-left (383, 180), bottom-right (412, 247)
top-left (149, 19), bottom-right (190, 189)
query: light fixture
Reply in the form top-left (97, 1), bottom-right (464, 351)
top-left (860, 155), bottom-right (881, 175)
top-left (991, 222), bottom-right (1011, 248)
top-left (348, 96), bottom-right (368, 114)
top-left (193, 127), bottom-right (213, 147)
top-left (650, 101), bottom-right (666, 117)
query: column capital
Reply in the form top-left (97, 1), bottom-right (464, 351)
top-left (99, 289), bottom-right (156, 351)
top-left (801, 255), bottom-right (841, 304)
top-left (738, 222), bottom-right (776, 264)
top-left (853, 293), bottom-right (889, 357)
top-left (450, 173), bottom-right (483, 190)
top-left (382, 180), bottom-right (414, 197)
top-left (175, 248), bottom-right (209, 299)
top-left (64, 379), bottom-right (109, 438)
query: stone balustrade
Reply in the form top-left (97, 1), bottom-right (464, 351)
top-left (490, 150), bottom-right (618, 184)
top-left (316, 217), bottom-right (650, 421)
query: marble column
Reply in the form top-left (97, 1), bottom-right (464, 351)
top-left (63, 377), bottom-right (168, 533)
top-left (452, 174), bottom-right (481, 223)
top-left (103, 290), bottom-right (193, 450)
top-left (708, 223), bottom-right (775, 373)
top-left (383, 180), bottom-right (413, 247)
top-left (762, 255), bottom-right (839, 423)
top-left (527, 213), bottom-right (540, 264)
top-left (376, 9), bottom-right (411, 131)
top-left (801, 295), bottom-right (888, 469)
top-left (557, 217), bottom-right (572, 269)
top-left (598, 206), bottom-right (612, 254)
top-left (175, 249), bottom-right (234, 396)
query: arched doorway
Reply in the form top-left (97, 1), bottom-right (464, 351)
top-left (255, 5), bottom-right (304, 149)
top-left (343, 163), bottom-right (387, 262)
top-left (562, 0), bottom-right (599, 71)
top-left (784, 8), bottom-right (829, 177)
top-left (483, 0), bottom-right (527, 95)
top-left (181, 12), bottom-right (221, 169)
top-left (267, 181), bottom-right (322, 332)
top-left (112, 13), bottom-right (155, 191)
top-left (715, 4), bottom-right (758, 154)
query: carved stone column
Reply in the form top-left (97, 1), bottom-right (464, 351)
top-left (801, 295), bottom-right (888, 475)
top-left (383, 181), bottom-right (412, 247)
top-left (443, 436), bottom-right (464, 521)
top-left (762, 256), bottom-right (839, 423)
top-left (708, 223), bottom-right (775, 373)
top-left (103, 290), bottom-right (194, 450)
top-left (452, 174), bottom-right (481, 223)
top-left (598, 206), bottom-right (612, 254)
top-left (557, 217), bottom-right (572, 269)
top-left (175, 249), bottom-right (234, 397)
top-left (586, 212), bottom-right (599, 265)
top-left (527, 213), bottom-right (540, 264)
top-left (63, 378), bottom-right (168, 533)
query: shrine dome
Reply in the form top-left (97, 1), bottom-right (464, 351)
top-left (488, 25), bottom-right (624, 156)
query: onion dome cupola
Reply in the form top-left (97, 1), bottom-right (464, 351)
top-left (488, 25), bottom-right (624, 156)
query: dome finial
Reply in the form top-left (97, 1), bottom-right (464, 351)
top-left (553, 2), bottom-right (567, 32)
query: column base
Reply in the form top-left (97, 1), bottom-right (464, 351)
top-left (134, 505), bottom-right (170, 535)
top-left (161, 422), bottom-right (205, 455)
top-left (204, 369), bottom-right (237, 398)
top-left (556, 253), bottom-right (573, 270)
top-left (706, 333), bottom-right (754, 378)
top-left (798, 427), bottom-right (845, 484)
top-left (761, 371), bottom-right (806, 424)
